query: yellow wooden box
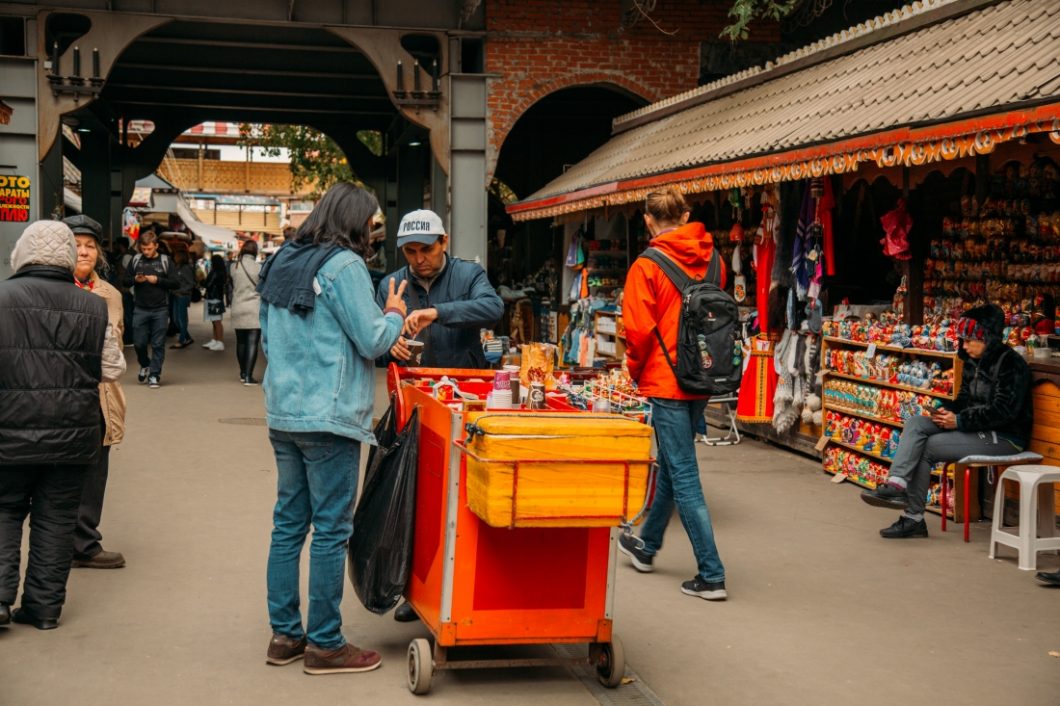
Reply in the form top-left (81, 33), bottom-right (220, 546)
top-left (462, 412), bottom-right (653, 528)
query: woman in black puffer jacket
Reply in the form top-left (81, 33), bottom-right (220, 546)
top-left (860, 304), bottom-right (1033, 539)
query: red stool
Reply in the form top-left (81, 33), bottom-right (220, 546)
top-left (941, 451), bottom-right (1043, 542)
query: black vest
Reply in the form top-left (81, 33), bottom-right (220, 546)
top-left (0, 266), bottom-right (108, 466)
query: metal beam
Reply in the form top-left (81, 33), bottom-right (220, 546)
top-left (112, 100), bottom-right (395, 117)
top-left (137, 36), bottom-right (360, 53)
top-left (106, 83), bottom-right (393, 104)
top-left (115, 62), bottom-right (380, 81)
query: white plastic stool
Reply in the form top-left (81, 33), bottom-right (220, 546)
top-left (702, 394), bottom-right (740, 446)
top-left (988, 465), bottom-right (1060, 570)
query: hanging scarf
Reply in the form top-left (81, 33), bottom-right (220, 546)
top-left (791, 183), bottom-right (816, 301)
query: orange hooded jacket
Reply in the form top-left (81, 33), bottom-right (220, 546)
top-left (624, 221), bottom-right (726, 401)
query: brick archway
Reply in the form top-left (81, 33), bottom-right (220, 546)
top-left (488, 76), bottom-right (656, 181)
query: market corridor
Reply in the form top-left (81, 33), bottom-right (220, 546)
top-left (1, 315), bottom-right (1057, 706)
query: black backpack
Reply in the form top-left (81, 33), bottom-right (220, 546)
top-left (639, 247), bottom-right (743, 396)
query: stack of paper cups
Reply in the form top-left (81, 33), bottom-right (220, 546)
top-left (490, 388), bottom-right (513, 408)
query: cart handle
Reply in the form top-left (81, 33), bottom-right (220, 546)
top-left (453, 439), bottom-right (656, 529)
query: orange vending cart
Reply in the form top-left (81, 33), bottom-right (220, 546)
top-left (387, 365), bottom-right (653, 695)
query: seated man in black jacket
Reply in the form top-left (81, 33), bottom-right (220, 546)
top-left (861, 304), bottom-right (1033, 539)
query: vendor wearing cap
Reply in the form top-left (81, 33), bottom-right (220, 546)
top-left (63, 215), bottom-right (129, 569)
top-left (860, 304), bottom-right (1033, 539)
top-left (376, 209), bottom-right (503, 369)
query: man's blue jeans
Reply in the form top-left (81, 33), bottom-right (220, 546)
top-left (638, 398), bottom-right (725, 583)
top-left (132, 307), bottom-right (168, 376)
top-left (171, 295), bottom-right (191, 344)
top-left (267, 430), bottom-right (360, 649)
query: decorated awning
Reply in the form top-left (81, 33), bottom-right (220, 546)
top-left (507, 0), bottom-right (1060, 222)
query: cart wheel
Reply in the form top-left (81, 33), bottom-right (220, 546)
top-left (591, 635), bottom-right (625, 688)
top-left (407, 638), bottom-right (433, 695)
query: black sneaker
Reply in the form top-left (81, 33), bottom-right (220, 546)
top-left (681, 576), bottom-right (727, 601)
top-left (244, 376), bottom-right (259, 386)
top-left (137, 367), bottom-right (148, 384)
top-left (618, 532), bottom-right (654, 573)
top-left (860, 484), bottom-right (909, 510)
top-left (880, 515), bottom-right (928, 539)
top-left (1035, 570), bottom-right (1060, 587)
top-left (148, 375), bottom-right (160, 389)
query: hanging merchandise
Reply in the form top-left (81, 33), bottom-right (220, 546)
top-left (755, 187), bottom-right (779, 334)
top-left (817, 176), bottom-right (836, 276)
top-left (565, 230), bottom-right (586, 269)
top-left (879, 198), bottom-right (913, 260)
top-left (791, 184), bottom-right (817, 301)
top-left (737, 334), bottom-right (778, 422)
top-left (732, 240), bottom-right (746, 303)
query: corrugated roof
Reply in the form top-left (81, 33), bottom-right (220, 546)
top-left (510, 0), bottom-right (1060, 219)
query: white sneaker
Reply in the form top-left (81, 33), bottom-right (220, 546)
top-left (202, 340), bottom-right (215, 349)
top-left (209, 340), bottom-right (225, 351)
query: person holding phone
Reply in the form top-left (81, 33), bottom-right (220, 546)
top-left (860, 304), bottom-right (1033, 539)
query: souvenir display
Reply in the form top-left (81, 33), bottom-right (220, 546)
top-left (823, 380), bottom-right (942, 424)
top-left (822, 446), bottom-right (890, 488)
top-left (923, 161), bottom-right (1060, 328)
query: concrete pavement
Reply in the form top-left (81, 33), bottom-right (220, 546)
top-left (2, 313), bottom-right (1058, 705)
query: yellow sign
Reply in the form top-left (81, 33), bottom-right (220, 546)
top-left (0, 175), bottom-right (31, 223)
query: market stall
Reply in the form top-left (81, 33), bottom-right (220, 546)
top-left (504, 0), bottom-right (1060, 502)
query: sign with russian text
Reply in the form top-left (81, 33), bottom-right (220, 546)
top-left (0, 175), bottom-right (31, 223)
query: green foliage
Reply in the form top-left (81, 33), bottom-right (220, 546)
top-left (239, 124), bottom-right (358, 198)
top-left (721, 0), bottom-right (797, 41)
top-left (356, 129), bottom-right (385, 157)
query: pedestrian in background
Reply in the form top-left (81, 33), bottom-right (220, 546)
top-left (169, 247), bottom-right (197, 349)
top-left (123, 230), bottom-right (178, 388)
top-left (230, 239), bottom-right (262, 384)
top-left (258, 183), bottom-right (406, 674)
top-left (0, 220), bottom-right (125, 630)
top-left (64, 215), bottom-right (129, 570)
top-left (202, 253), bottom-right (228, 351)
top-left (619, 187), bottom-right (729, 602)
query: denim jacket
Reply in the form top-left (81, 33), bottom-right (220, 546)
top-left (261, 250), bottom-right (402, 443)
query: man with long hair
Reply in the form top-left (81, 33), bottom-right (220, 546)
top-left (257, 183), bottom-right (407, 675)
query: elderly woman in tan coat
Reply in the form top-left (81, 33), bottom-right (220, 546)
top-left (64, 215), bottom-right (128, 570)
top-left (229, 239), bottom-right (263, 385)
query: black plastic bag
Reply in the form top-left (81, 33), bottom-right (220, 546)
top-left (348, 400), bottom-right (418, 614)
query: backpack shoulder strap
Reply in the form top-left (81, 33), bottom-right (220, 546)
top-left (706, 248), bottom-right (721, 285)
top-left (131, 254), bottom-right (142, 270)
top-left (639, 247), bottom-right (692, 291)
top-left (160, 254), bottom-right (170, 274)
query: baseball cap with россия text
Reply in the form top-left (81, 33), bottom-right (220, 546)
top-left (397, 209), bottom-right (445, 248)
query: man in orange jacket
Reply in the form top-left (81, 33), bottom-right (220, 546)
top-left (618, 188), bottom-right (728, 601)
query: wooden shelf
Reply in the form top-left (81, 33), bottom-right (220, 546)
top-left (825, 404), bottom-right (905, 427)
top-left (826, 437), bottom-right (893, 463)
top-left (825, 371), bottom-right (957, 400)
top-left (823, 337), bottom-right (958, 360)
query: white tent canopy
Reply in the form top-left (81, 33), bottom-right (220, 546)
top-left (174, 197), bottom-right (239, 246)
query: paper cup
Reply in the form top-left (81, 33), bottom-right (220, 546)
top-left (406, 339), bottom-right (425, 365)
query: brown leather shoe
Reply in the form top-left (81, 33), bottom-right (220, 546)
top-left (266, 634), bottom-right (307, 665)
top-left (303, 643), bottom-right (382, 675)
top-left (72, 550), bottom-right (126, 569)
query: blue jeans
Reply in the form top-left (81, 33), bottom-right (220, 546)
top-left (132, 307), bottom-right (168, 376)
top-left (638, 398), bottom-right (725, 583)
top-left (172, 295), bottom-right (191, 344)
top-left (266, 430), bottom-right (360, 649)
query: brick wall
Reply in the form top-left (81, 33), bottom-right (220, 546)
top-left (485, 0), bottom-right (779, 173)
